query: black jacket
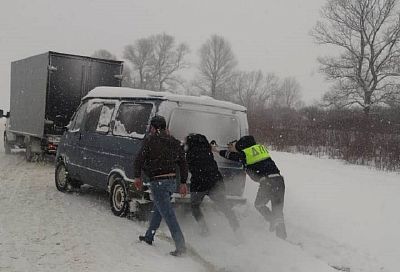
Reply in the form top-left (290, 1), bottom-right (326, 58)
top-left (219, 136), bottom-right (280, 182)
top-left (186, 134), bottom-right (223, 192)
top-left (134, 131), bottom-right (188, 184)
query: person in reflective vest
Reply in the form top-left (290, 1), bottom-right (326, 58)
top-left (215, 135), bottom-right (287, 239)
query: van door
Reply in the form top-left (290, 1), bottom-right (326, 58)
top-left (61, 101), bottom-right (88, 180)
top-left (111, 102), bottom-right (154, 180)
top-left (168, 107), bottom-right (246, 196)
top-left (78, 102), bottom-right (116, 188)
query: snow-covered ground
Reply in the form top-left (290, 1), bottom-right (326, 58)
top-left (0, 118), bottom-right (399, 272)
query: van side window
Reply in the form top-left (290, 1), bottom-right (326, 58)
top-left (96, 104), bottom-right (115, 133)
top-left (70, 102), bottom-right (88, 131)
top-left (113, 103), bottom-right (153, 137)
top-left (83, 103), bottom-right (103, 132)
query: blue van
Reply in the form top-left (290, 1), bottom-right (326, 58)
top-left (55, 87), bottom-right (248, 218)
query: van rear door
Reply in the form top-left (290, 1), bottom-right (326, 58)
top-left (168, 105), bottom-right (247, 196)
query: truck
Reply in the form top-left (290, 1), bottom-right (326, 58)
top-left (1, 51), bottom-right (123, 161)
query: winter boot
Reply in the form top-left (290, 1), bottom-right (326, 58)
top-left (170, 248), bottom-right (186, 257)
top-left (139, 235), bottom-right (153, 245)
top-left (273, 218), bottom-right (287, 240)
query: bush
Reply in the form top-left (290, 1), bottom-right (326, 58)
top-left (249, 106), bottom-right (400, 171)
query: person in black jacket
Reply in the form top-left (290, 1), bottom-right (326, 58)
top-left (216, 135), bottom-right (287, 239)
top-left (185, 133), bottom-right (240, 235)
top-left (134, 115), bottom-right (188, 256)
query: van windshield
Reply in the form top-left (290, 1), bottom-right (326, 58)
top-left (169, 109), bottom-right (240, 145)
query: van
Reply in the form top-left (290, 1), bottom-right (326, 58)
top-left (55, 87), bottom-right (248, 218)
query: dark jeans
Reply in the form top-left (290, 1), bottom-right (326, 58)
top-left (254, 175), bottom-right (285, 224)
top-left (144, 179), bottom-right (185, 251)
top-left (191, 181), bottom-right (240, 231)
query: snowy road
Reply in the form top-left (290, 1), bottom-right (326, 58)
top-left (1, 119), bottom-right (399, 272)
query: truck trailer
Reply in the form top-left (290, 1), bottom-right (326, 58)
top-left (2, 51), bottom-right (123, 160)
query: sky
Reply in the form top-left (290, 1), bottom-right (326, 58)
top-left (0, 0), bottom-right (332, 110)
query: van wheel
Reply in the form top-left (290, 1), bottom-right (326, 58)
top-left (4, 134), bottom-right (11, 154)
top-left (55, 161), bottom-right (70, 192)
top-left (110, 177), bottom-right (129, 217)
top-left (25, 144), bottom-right (34, 162)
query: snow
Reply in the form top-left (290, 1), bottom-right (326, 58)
top-left (96, 105), bottom-right (114, 133)
top-left (113, 120), bottom-right (145, 139)
top-left (84, 87), bottom-right (247, 112)
top-left (1, 117), bottom-right (399, 272)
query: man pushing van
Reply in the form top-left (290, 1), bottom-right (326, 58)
top-left (214, 136), bottom-right (287, 240)
top-left (134, 115), bottom-right (188, 256)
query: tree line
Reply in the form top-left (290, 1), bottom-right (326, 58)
top-left (92, 33), bottom-right (303, 111)
top-left (92, 0), bottom-right (400, 171)
top-left (250, 106), bottom-right (400, 170)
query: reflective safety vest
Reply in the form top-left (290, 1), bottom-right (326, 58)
top-left (243, 144), bottom-right (271, 165)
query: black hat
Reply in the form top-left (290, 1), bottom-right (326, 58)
top-left (235, 135), bottom-right (256, 151)
top-left (186, 133), bottom-right (210, 149)
top-left (150, 115), bottom-right (166, 130)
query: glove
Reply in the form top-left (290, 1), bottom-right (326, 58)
top-left (179, 183), bottom-right (188, 197)
top-left (227, 141), bottom-right (237, 152)
top-left (134, 178), bottom-right (143, 191)
top-left (210, 140), bottom-right (218, 152)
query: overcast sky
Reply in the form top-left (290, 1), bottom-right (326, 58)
top-left (0, 0), bottom-right (331, 110)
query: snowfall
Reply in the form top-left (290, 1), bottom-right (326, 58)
top-left (0, 118), bottom-right (399, 272)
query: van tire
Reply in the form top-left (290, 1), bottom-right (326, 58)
top-left (110, 177), bottom-right (129, 217)
top-left (55, 161), bottom-right (70, 192)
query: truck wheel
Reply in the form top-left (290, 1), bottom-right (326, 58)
top-left (4, 134), bottom-right (11, 154)
top-left (110, 177), bottom-right (129, 217)
top-left (25, 144), bottom-right (34, 162)
top-left (55, 161), bottom-right (70, 192)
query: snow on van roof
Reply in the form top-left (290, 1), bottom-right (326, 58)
top-left (84, 87), bottom-right (247, 112)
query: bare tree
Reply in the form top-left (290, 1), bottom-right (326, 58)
top-left (121, 65), bottom-right (135, 88)
top-left (149, 33), bottom-right (189, 92)
top-left (312, 0), bottom-right (400, 115)
top-left (272, 77), bottom-right (303, 109)
top-left (123, 38), bottom-right (154, 89)
top-left (197, 35), bottom-right (237, 98)
top-left (92, 49), bottom-right (117, 60)
top-left (229, 71), bottom-right (278, 112)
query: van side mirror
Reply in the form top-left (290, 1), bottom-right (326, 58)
top-left (6, 112), bottom-right (9, 118)
top-left (0, 110), bottom-right (3, 117)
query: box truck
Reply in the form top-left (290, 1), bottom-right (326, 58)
top-left (1, 51), bottom-right (123, 161)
